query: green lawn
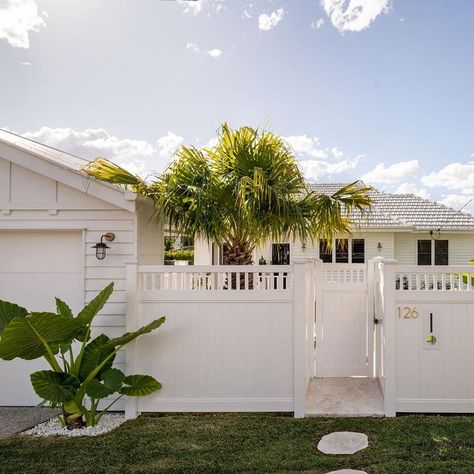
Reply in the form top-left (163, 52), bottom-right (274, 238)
top-left (1, 413), bottom-right (474, 474)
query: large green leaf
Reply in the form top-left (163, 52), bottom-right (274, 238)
top-left (101, 317), bottom-right (166, 350)
top-left (55, 298), bottom-right (73, 318)
top-left (85, 368), bottom-right (125, 399)
top-left (120, 374), bottom-right (161, 397)
top-left (0, 312), bottom-right (80, 361)
top-left (30, 370), bottom-right (80, 403)
top-left (0, 301), bottom-right (28, 335)
top-left (76, 283), bottom-right (114, 328)
top-left (79, 334), bottom-right (116, 381)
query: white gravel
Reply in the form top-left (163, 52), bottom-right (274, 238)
top-left (22, 413), bottom-right (126, 437)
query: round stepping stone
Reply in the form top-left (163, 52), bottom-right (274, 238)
top-left (325, 470), bottom-right (367, 474)
top-left (317, 431), bottom-right (368, 455)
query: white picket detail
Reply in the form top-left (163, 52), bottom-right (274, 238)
top-left (395, 265), bottom-right (474, 292)
top-left (322, 263), bottom-right (367, 285)
top-left (138, 265), bottom-right (292, 292)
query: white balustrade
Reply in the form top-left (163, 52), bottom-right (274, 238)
top-left (394, 265), bottom-right (474, 291)
top-left (137, 265), bottom-right (293, 292)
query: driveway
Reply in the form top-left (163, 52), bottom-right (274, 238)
top-left (0, 407), bottom-right (52, 438)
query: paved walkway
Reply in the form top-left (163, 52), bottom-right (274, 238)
top-left (0, 407), bottom-right (53, 438)
top-left (306, 377), bottom-right (384, 417)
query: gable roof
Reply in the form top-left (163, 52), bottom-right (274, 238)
top-left (0, 129), bottom-right (137, 212)
top-left (308, 183), bottom-right (474, 231)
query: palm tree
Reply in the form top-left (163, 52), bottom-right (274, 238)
top-left (84, 123), bottom-right (372, 265)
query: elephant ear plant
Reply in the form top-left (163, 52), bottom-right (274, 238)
top-left (0, 283), bottom-right (165, 430)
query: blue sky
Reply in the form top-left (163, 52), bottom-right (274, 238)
top-left (1, 0), bottom-right (474, 212)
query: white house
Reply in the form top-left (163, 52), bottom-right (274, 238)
top-left (195, 183), bottom-right (474, 266)
top-left (0, 129), bottom-right (164, 405)
top-left (2, 131), bottom-right (474, 417)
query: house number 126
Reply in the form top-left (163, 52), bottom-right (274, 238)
top-left (398, 306), bottom-right (419, 319)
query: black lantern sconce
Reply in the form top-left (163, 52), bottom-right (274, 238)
top-left (92, 233), bottom-right (115, 260)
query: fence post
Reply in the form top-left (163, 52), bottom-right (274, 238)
top-left (367, 259), bottom-right (375, 378)
top-left (125, 260), bottom-right (139, 420)
top-left (381, 258), bottom-right (397, 417)
top-left (293, 260), bottom-right (310, 418)
top-left (313, 259), bottom-right (324, 378)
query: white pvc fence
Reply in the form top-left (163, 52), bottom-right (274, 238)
top-left (373, 259), bottom-right (474, 415)
top-left (125, 262), bottom-right (314, 419)
top-left (124, 258), bottom-right (474, 419)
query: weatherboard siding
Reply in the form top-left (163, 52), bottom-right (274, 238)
top-left (0, 158), bottom-right (162, 343)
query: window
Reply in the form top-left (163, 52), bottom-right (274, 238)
top-left (417, 240), bottom-right (431, 265)
top-left (272, 243), bottom-right (290, 265)
top-left (335, 239), bottom-right (349, 263)
top-left (352, 239), bottom-right (365, 263)
top-left (435, 240), bottom-right (448, 265)
top-left (319, 238), bottom-right (365, 263)
top-left (319, 240), bottom-right (332, 263)
top-left (417, 239), bottom-right (449, 265)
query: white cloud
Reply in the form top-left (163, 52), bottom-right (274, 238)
top-left (186, 42), bottom-right (223, 58)
top-left (438, 194), bottom-right (474, 214)
top-left (321, 0), bottom-right (390, 33)
top-left (311, 18), bottom-right (325, 29)
top-left (300, 156), bottom-right (362, 182)
top-left (394, 182), bottom-right (430, 200)
top-left (362, 160), bottom-right (422, 184)
top-left (178, 0), bottom-right (225, 16)
top-left (330, 146), bottom-right (343, 159)
top-left (20, 126), bottom-right (184, 177)
top-left (0, 0), bottom-right (46, 48)
top-left (156, 132), bottom-right (184, 158)
top-left (20, 61), bottom-right (31, 66)
top-left (204, 137), bottom-right (218, 149)
top-left (258, 8), bottom-right (285, 31)
top-left (421, 162), bottom-right (474, 194)
top-left (207, 48), bottom-right (222, 58)
top-left (23, 127), bottom-right (154, 161)
top-left (284, 135), bottom-right (328, 159)
top-left (283, 134), bottom-right (360, 181)
top-left (186, 42), bottom-right (200, 53)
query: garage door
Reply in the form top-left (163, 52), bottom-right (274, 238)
top-left (0, 231), bottom-right (84, 406)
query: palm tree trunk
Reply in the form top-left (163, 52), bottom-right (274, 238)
top-left (222, 238), bottom-right (254, 289)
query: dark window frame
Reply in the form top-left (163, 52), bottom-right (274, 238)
top-left (351, 239), bottom-right (365, 264)
top-left (435, 240), bottom-right (449, 266)
top-left (417, 239), bottom-right (449, 266)
top-left (271, 243), bottom-right (290, 265)
top-left (335, 238), bottom-right (349, 263)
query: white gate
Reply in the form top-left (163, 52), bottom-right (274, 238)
top-left (315, 263), bottom-right (372, 377)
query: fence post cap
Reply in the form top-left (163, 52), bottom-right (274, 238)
top-left (382, 258), bottom-right (398, 264)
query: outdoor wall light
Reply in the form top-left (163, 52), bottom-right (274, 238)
top-left (92, 233), bottom-right (115, 260)
top-left (377, 242), bottom-right (383, 251)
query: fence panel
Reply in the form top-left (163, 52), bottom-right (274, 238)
top-left (126, 264), bottom-right (312, 415)
top-left (378, 263), bottom-right (474, 415)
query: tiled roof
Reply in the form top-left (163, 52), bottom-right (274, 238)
top-left (308, 183), bottom-right (474, 231)
top-left (0, 129), bottom-right (88, 172)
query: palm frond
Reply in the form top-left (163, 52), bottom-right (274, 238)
top-left (82, 159), bottom-right (148, 195)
